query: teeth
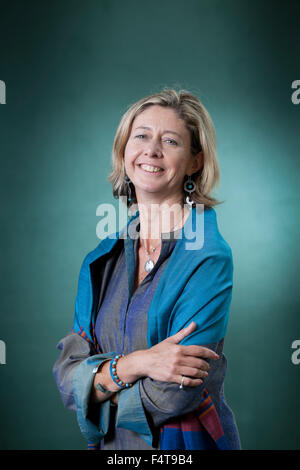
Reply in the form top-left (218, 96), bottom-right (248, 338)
top-left (140, 164), bottom-right (163, 173)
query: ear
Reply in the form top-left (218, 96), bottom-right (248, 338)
top-left (189, 151), bottom-right (203, 174)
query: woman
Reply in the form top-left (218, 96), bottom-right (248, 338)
top-left (53, 89), bottom-right (241, 450)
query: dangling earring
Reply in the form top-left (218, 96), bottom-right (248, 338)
top-left (124, 174), bottom-right (132, 204)
top-left (183, 175), bottom-right (196, 209)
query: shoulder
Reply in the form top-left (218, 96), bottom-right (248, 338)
top-left (202, 208), bottom-right (234, 279)
top-left (181, 207), bottom-right (234, 287)
top-left (184, 206), bottom-right (233, 267)
top-left (203, 207), bottom-right (232, 255)
top-left (78, 231), bottom-right (124, 276)
top-left (78, 212), bottom-right (139, 273)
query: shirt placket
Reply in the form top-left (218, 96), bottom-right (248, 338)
top-left (121, 236), bottom-right (169, 354)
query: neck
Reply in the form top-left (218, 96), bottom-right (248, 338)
top-left (135, 195), bottom-right (189, 249)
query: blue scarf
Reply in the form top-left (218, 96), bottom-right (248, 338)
top-left (73, 206), bottom-right (233, 450)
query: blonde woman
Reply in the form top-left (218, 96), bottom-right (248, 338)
top-left (53, 89), bottom-right (241, 450)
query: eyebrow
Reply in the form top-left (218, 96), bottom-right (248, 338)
top-left (134, 126), bottom-right (182, 138)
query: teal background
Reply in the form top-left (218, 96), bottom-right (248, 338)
top-left (0, 0), bottom-right (299, 450)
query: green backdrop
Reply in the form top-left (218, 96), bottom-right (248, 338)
top-left (0, 0), bottom-right (299, 450)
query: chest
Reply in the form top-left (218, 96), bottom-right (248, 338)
top-left (132, 243), bottom-right (162, 295)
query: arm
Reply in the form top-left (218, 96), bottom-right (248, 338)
top-left (139, 341), bottom-right (223, 428)
top-left (90, 321), bottom-right (219, 406)
top-left (85, 321), bottom-right (219, 446)
top-left (60, 322), bottom-right (219, 445)
top-left (52, 330), bottom-right (95, 411)
top-left (52, 329), bottom-right (119, 443)
top-left (52, 248), bottom-right (123, 442)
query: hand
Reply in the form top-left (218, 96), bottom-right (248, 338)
top-left (142, 321), bottom-right (219, 387)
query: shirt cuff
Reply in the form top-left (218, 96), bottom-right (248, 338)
top-left (72, 352), bottom-right (116, 444)
top-left (115, 380), bottom-right (153, 447)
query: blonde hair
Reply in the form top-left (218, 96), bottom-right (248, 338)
top-left (107, 88), bottom-right (224, 209)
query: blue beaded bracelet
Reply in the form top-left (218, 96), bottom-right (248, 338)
top-left (109, 354), bottom-right (133, 389)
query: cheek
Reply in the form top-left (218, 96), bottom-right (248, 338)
top-left (124, 140), bottom-right (139, 159)
top-left (124, 140), bottom-right (136, 154)
top-left (172, 155), bottom-right (188, 173)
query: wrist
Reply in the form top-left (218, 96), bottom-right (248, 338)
top-left (133, 349), bottom-right (149, 377)
top-left (95, 350), bottom-right (149, 395)
top-left (117, 349), bottom-right (148, 383)
top-left (96, 360), bottom-right (121, 393)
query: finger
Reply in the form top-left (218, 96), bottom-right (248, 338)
top-left (174, 375), bottom-right (203, 387)
top-left (180, 345), bottom-right (219, 360)
top-left (168, 322), bottom-right (197, 344)
top-left (179, 356), bottom-right (211, 372)
top-left (179, 366), bottom-right (209, 379)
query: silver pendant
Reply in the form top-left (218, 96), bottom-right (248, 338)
top-left (144, 259), bottom-right (155, 273)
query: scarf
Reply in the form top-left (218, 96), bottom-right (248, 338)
top-left (73, 206), bottom-right (232, 450)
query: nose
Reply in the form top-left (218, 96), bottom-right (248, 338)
top-left (143, 140), bottom-right (163, 158)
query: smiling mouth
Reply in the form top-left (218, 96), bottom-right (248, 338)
top-left (138, 164), bottom-right (165, 174)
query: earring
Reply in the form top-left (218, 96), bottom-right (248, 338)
top-left (183, 175), bottom-right (196, 209)
top-left (124, 174), bottom-right (132, 203)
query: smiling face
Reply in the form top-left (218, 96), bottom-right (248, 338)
top-left (124, 105), bottom-right (202, 205)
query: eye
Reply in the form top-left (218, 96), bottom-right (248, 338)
top-left (134, 134), bottom-right (178, 145)
top-left (164, 138), bottom-right (178, 146)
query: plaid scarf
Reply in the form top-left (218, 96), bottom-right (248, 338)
top-left (87, 387), bottom-right (229, 450)
top-left (159, 388), bottom-right (229, 450)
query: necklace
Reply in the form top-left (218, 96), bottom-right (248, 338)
top-left (140, 209), bottom-right (185, 273)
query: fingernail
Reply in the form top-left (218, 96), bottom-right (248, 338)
top-left (215, 354), bottom-right (219, 359)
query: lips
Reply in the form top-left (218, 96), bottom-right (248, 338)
top-left (138, 164), bottom-right (165, 175)
top-left (138, 163), bottom-right (164, 170)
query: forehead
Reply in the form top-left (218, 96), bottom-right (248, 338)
top-left (132, 105), bottom-right (189, 136)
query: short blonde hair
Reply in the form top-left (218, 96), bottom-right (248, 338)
top-left (107, 88), bottom-right (224, 209)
